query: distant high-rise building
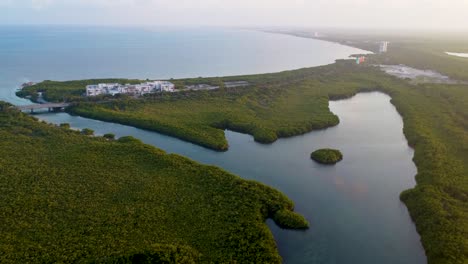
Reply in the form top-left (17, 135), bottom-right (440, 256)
top-left (379, 41), bottom-right (389, 53)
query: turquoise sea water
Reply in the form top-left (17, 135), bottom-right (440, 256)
top-left (0, 25), bottom-right (366, 105)
top-left (0, 26), bottom-right (425, 263)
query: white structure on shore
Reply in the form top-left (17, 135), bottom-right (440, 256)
top-left (86, 81), bottom-right (175, 97)
top-left (379, 41), bottom-right (389, 53)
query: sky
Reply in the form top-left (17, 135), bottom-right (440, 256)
top-left (1, 0), bottom-right (468, 30)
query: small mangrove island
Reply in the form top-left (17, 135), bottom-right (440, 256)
top-left (310, 148), bottom-right (343, 164)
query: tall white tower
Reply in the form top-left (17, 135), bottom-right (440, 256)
top-left (379, 41), bottom-right (389, 53)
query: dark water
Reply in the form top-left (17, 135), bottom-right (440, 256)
top-left (0, 26), bottom-right (425, 263)
top-left (35, 92), bottom-right (426, 264)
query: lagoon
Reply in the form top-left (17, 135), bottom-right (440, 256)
top-left (35, 92), bottom-right (426, 263)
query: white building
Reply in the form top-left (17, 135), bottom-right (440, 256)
top-left (86, 81), bottom-right (175, 97)
top-left (379, 41), bottom-right (389, 53)
top-left (86, 85), bottom-right (103, 96)
top-left (160, 81), bottom-right (175, 92)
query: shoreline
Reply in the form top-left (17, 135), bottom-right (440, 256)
top-left (18, 60), bottom-right (367, 151)
top-left (256, 29), bottom-right (376, 54)
top-left (11, 29), bottom-right (468, 263)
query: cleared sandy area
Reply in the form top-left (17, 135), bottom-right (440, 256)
top-left (446, 52), bottom-right (468, 58)
top-left (378, 64), bottom-right (462, 84)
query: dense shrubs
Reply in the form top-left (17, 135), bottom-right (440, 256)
top-left (59, 123), bottom-right (71, 129)
top-left (95, 244), bottom-right (201, 264)
top-left (388, 83), bottom-right (468, 264)
top-left (252, 128), bottom-right (278, 144)
top-left (61, 63), bottom-right (369, 150)
top-left (0, 106), bottom-right (307, 263)
top-left (81, 128), bottom-right (94, 135)
top-left (272, 209), bottom-right (309, 229)
top-left (103, 133), bottom-right (116, 140)
top-left (310, 148), bottom-right (343, 164)
top-left (117, 136), bottom-right (142, 144)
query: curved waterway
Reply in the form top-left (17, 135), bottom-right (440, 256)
top-left (35, 92), bottom-right (426, 263)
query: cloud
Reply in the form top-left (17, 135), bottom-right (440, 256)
top-left (31, 0), bottom-right (54, 9)
top-left (0, 0), bottom-right (13, 6)
top-left (0, 0), bottom-right (467, 29)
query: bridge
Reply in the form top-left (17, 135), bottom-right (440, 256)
top-left (16, 103), bottom-right (70, 113)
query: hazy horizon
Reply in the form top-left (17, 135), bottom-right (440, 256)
top-left (1, 0), bottom-right (468, 31)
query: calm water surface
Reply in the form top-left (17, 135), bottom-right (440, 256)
top-left (0, 25), bottom-right (367, 105)
top-left (0, 26), bottom-right (425, 263)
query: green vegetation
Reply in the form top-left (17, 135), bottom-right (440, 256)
top-left (0, 102), bottom-right (308, 263)
top-left (96, 244), bottom-right (201, 263)
top-left (272, 209), bottom-right (309, 229)
top-left (51, 61), bottom-right (376, 151)
top-left (81, 128), bottom-right (95, 136)
top-left (103, 133), bottom-right (116, 140)
top-left (365, 40), bottom-right (468, 82)
top-left (389, 83), bottom-right (467, 264)
top-left (310, 148), bottom-right (343, 164)
top-left (305, 30), bottom-right (468, 81)
top-left (16, 79), bottom-right (143, 102)
top-left (15, 35), bottom-right (468, 263)
top-left (59, 123), bottom-right (70, 129)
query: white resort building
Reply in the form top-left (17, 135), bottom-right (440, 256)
top-left (86, 81), bottom-right (175, 97)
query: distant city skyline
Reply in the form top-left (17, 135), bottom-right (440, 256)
top-left (1, 0), bottom-right (468, 31)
